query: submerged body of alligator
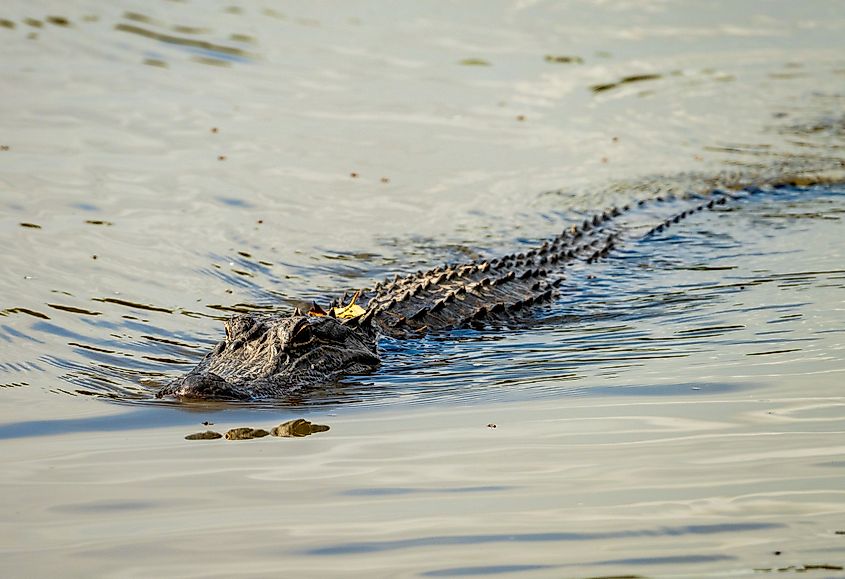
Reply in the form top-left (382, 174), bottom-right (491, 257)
top-left (157, 177), bottom-right (835, 401)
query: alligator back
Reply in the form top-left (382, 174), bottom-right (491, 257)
top-left (358, 193), bottom-right (726, 338)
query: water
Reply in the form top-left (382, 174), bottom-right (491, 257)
top-left (1, 1), bottom-right (845, 577)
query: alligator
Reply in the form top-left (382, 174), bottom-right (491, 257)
top-left (157, 174), bottom-right (840, 401)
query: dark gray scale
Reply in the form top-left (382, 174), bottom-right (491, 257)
top-left (362, 192), bottom-right (729, 338)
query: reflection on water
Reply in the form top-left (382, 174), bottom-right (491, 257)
top-left (1, 1), bottom-right (845, 576)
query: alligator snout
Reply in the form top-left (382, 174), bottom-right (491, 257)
top-left (157, 372), bottom-right (251, 401)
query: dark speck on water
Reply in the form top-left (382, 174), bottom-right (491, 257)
top-left (544, 54), bottom-right (583, 64)
top-left (45, 16), bottom-right (71, 27)
top-left (459, 58), bottom-right (491, 66)
top-left (591, 73), bottom-right (663, 93)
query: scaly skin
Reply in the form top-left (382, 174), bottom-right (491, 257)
top-left (158, 191), bottom-right (731, 401)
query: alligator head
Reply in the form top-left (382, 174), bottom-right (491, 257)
top-left (157, 312), bottom-right (380, 400)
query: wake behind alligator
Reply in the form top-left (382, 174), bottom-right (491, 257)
top-left (158, 171), bottom-right (845, 401)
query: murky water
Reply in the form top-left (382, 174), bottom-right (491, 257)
top-left (1, 1), bottom-right (844, 577)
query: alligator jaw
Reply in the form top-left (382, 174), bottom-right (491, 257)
top-left (157, 372), bottom-right (253, 401)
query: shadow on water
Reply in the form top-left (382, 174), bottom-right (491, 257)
top-left (0, 407), bottom-right (202, 440)
top-left (303, 522), bottom-right (783, 555)
top-left (422, 555), bottom-right (738, 577)
top-left (1, 184), bottom-right (843, 409)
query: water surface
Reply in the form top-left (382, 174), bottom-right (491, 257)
top-left (1, 1), bottom-right (844, 577)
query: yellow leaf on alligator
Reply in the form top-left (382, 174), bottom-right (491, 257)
top-left (333, 302), bottom-right (366, 319)
top-left (332, 290), bottom-right (366, 319)
top-left (308, 291), bottom-right (366, 320)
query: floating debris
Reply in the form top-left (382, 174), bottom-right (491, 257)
top-left (591, 73), bottom-right (662, 93)
top-left (185, 431), bottom-right (222, 440)
top-left (143, 58), bottom-right (167, 68)
top-left (225, 427), bottom-right (271, 440)
top-left (271, 419), bottom-right (330, 437)
top-left (459, 58), bottom-right (490, 66)
top-left (45, 16), bottom-right (70, 27)
top-left (544, 54), bottom-right (583, 64)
